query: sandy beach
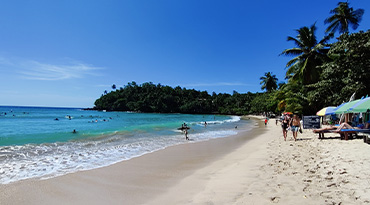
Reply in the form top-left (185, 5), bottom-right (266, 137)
top-left (1, 116), bottom-right (370, 204)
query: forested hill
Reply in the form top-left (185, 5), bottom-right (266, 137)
top-left (93, 82), bottom-right (269, 115)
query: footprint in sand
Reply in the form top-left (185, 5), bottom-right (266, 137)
top-left (270, 196), bottom-right (280, 203)
top-left (327, 183), bottom-right (336, 187)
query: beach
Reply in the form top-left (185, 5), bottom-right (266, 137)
top-left (1, 116), bottom-right (370, 204)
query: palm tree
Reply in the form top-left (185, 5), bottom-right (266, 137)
top-left (260, 72), bottom-right (278, 92)
top-left (280, 24), bottom-right (331, 85)
top-left (325, 2), bottom-right (364, 34)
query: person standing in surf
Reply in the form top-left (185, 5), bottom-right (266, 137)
top-left (185, 129), bottom-right (189, 140)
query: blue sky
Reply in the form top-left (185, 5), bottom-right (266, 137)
top-left (0, 0), bottom-right (369, 108)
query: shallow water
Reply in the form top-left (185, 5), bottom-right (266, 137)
top-left (0, 106), bottom-right (251, 184)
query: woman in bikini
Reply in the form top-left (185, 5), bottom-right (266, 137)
top-left (281, 114), bottom-right (289, 141)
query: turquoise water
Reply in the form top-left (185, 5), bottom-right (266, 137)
top-left (0, 106), bottom-right (251, 184)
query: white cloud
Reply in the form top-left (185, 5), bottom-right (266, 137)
top-left (0, 57), bottom-right (103, 80)
top-left (19, 61), bottom-right (103, 80)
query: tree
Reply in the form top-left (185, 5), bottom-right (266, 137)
top-left (94, 82), bottom-right (260, 115)
top-left (112, 84), bottom-right (116, 90)
top-left (250, 92), bottom-right (278, 114)
top-left (274, 81), bottom-right (308, 114)
top-left (281, 24), bottom-right (331, 85)
top-left (325, 2), bottom-right (365, 34)
top-left (259, 72), bottom-right (278, 92)
top-left (308, 30), bottom-right (370, 107)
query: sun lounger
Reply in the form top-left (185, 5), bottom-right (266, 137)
top-left (313, 123), bottom-right (370, 140)
top-left (330, 129), bottom-right (358, 140)
top-left (341, 129), bottom-right (370, 134)
top-left (313, 129), bottom-right (333, 139)
top-left (364, 134), bottom-right (370, 144)
top-left (313, 127), bottom-right (338, 139)
top-left (329, 129), bottom-right (370, 140)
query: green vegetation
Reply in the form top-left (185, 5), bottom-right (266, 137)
top-left (277, 1), bottom-right (367, 115)
top-left (260, 72), bottom-right (278, 92)
top-left (94, 82), bottom-right (258, 115)
top-left (325, 2), bottom-right (365, 34)
top-left (280, 24), bottom-right (331, 85)
top-left (94, 2), bottom-right (368, 116)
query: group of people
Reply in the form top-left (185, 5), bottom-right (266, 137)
top-left (279, 113), bottom-right (302, 141)
top-left (181, 121), bottom-right (208, 140)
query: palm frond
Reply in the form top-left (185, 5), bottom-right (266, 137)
top-left (286, 36), bottom-right (304, 48)
top-left (325, 20), bottom-right (340, 33)
top-left (280, 48), bottom-right (303, 56)
top-left (286, 56), bottom-right (300, 68)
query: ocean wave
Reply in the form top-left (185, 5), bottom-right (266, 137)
top-left (194, 115), bottom-right (241, 126)
top-left (0, 127), bottom-right (242, 184)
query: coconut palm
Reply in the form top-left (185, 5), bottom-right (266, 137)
top-left (325, 2), bottom-right (364, 34)
top-left (280, 24), bottom-right (331, 85)
top-left (260, 72), bottom-right (278, 92)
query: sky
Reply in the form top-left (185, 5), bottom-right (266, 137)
top-left (0, 0), bottom-right (369, 108)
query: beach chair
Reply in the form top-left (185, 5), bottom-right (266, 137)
top-left (364, 134), bottom-right (370, 144)
top-left (313, 129), bottom-right (332, 139)
top-left (330, 128), bottom-right (370, 140)
top-left (330, 129), bottom-right (358, 140)
top-left (312, 127), bottom-right (338, 139)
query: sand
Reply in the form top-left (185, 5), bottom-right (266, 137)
top-left (1, 116), bottom-right (370, 205)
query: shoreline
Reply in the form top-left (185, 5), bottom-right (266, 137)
top-left (0, 117), bottom-right (265, 204)
top-left (2, 116), bottom-right (369, 204)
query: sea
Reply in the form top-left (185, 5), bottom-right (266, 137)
top-left (0, 106), bottom-right (253, 184)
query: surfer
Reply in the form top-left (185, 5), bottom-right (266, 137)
top-left (179, 123), bottom-right (190, 132)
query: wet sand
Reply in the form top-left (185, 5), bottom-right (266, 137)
top-left (0, 117), bottom-right (265, 204)
top-left (2, 116), bottom-right (370, 205)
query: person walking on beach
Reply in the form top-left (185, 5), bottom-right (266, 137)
top-left (290, 114), bottom-right (301, 141)
top-left (264, 118), bottom-right (268, 126)
top-left (281, 114), bottom-right (289, 141)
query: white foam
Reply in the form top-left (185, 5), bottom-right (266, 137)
top-left (0, 116), bottom-right (247, 184)
top-left (195, 116), bottom-right (241, 126)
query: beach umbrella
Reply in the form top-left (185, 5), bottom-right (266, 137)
top-left (348, 97), bottom-right (370, 113)
top-left (283, 112), bottom-right (293, 115)
top-left (316, 106), bottom-right (336, 116)
top-left (334, 99), bottom-right (362, 114)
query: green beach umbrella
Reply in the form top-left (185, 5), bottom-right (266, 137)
top-left (349, 97), bottom-right (370, 113)
top-left (334, 99), bottom-right (362, 114)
